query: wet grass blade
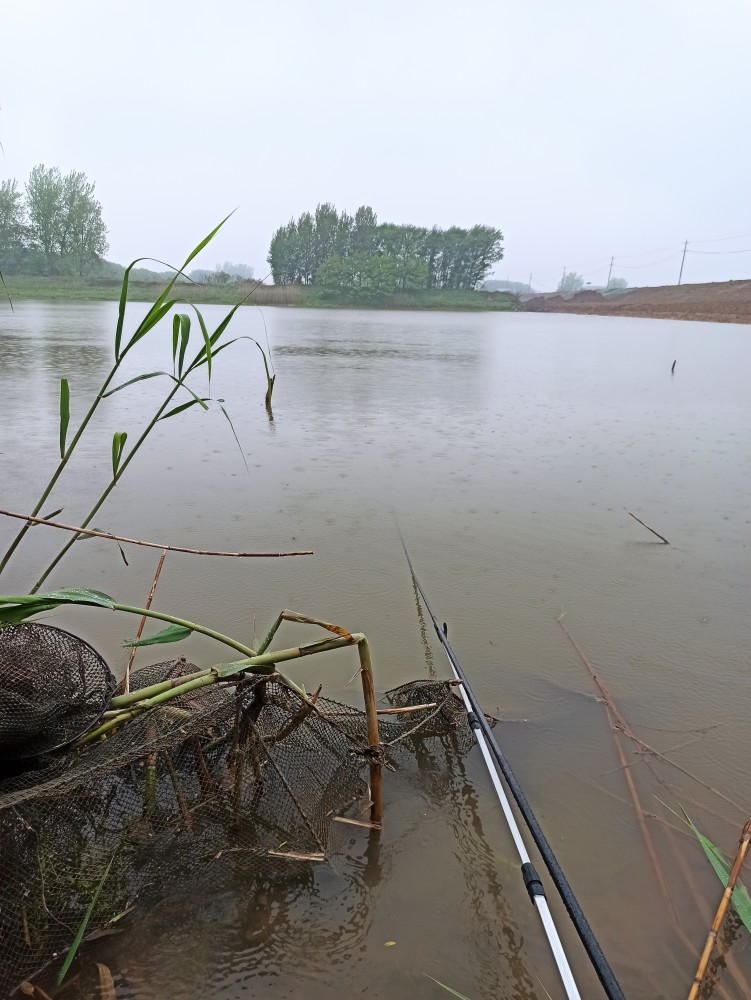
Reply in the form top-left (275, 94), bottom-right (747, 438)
top-left (660, 800), bottom-right (751, 933)
top-left (111, 431), bottom-right (128, 477)
top-left (55, 854), bottom-right (115, 986)
top-left (118, 213), bottom-right (234, 361)
top-left (425, 976), bottom-right (473, 1000)
top-left (59, 378), bottom-right (70, 458)
top-left (158, 397), bottom-right (208, 422)
top-left (218, 402), bottom-right (248, 471)
top-left (102, 371), bottom-right (168, 398)
top-left (176, 314), bottom-right (191, 377)
top-left (123, 623), bottom-right (192, 647)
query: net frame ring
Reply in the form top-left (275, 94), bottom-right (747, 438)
top-left (0, 622), bottom-right (116, 760)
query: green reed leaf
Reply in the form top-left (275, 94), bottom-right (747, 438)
top-left (425, 976), bottom-right (473, 1000)
top-left (111, 431), bottom-right (128, 477)
top-left (102, 371), bottom-right (168, 398)
top-left (176, 314), bottom-right (191, 377)
top-left (218, 403), bottom-right (248, 470)
top-left (59, 378), bottom-right (70, 459)
top-left (158, 398), bottom-right (207, 421)
top-left (123, 624), bottom-right (193, 648)
top-left (56, 854), bottom-right (116, 986)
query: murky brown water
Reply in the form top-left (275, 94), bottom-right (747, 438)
top-left (1, 301), bottom-right (750, 998)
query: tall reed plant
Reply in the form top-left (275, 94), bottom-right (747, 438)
top-left (0, 217), bottom-right (274, 590)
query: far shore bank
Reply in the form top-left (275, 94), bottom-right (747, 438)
top-left (524, 278), bottom-right (751, 324)
top-left (2, 276), bottom-right (520, 313)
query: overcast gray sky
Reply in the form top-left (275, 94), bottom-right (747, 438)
top-left (2, 0), bottom-right (750, 290)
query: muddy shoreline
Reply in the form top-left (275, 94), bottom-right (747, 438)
top-left (524, 279), bottom-right (751, 324)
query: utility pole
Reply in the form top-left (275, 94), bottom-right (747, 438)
top-left (528, 273), bottom-right (533, 293)
top-left (678, 239), bottom-right (688, 285)
top-left (606, 256), bottom-right (614, 289)
top-left (560, 265), bottom-right (566, 290)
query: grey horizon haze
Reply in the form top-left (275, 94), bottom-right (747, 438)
top-left (2, 0), bottom-right (749, 290)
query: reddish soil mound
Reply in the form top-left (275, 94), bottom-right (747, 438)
top-left (524, 280), bottom-right (751, 324)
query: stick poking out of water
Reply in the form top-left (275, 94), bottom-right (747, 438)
top-left (626, 510), bottom-right (670, 545)
top-left (672, 360), bottom-right (677, 374)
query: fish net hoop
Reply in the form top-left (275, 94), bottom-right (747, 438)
top-left (0, 623), bottom-right (115, 760)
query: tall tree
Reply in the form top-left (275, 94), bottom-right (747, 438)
top-left (25, 165), bottom-right (108, 274)
top-left (25, 164), bottom-right (63, 272)
top-left (0, 179), bottom-right (26, 272)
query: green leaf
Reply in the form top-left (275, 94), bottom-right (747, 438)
top-left (684, 811), bottom-right (751, 934)
top-left (76, 526), bottom-right (108, 541)
top-left (56, 854), bottom-right (116, 986)
top-left (123, 624), bottom-right (192, 648)
top-left (119, 214), bottom-right (234, 360)
top-left (158, 398), bottom-right (207, 421)
top-left (102, 371), bottom-right (168, 397)
top-left (0, 602), bottom-right (59, 624)
top-left (41, 507), bottom-right (64, 521)
top-left (59, 378), bottom-right (70, 459)
top-left (659, 800), bottom-right (751, 934)
top-left (176, 314), bottom-right (191, 377)
top-left (172, 313), bottom-right (180, 368)
top-left (168, 378), bottom-right (209, 411)
top-left (0, 588), bottom-right (114, 608)
top-left (424, 976), bottom-right (473, 1000)
top-left (218, 403), bottom-right (248, 471)
top-left (111, 431), bottom-right (128, 477)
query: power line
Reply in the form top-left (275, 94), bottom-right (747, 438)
top-left (687, 247), bottom-right (751, 255)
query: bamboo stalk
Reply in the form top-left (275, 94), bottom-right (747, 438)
top-left (321, 702), bottom-right (439, 717)
top-left (0, 508), bottom-right (313, 558)
top-left (687, 821), bottom-right (751, 1000)
top-left (357, 638), bottom-right (382, 825)
top-left (124, 548), bottom-right (168, 694)
top-left (626, 510), bottom-right (670, 545)
top-left (163, 748), bottom-right (192, 830)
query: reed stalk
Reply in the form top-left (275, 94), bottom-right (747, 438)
top-left (0, 508), bottom-right (313, 558)
top-left (687, 821), bottom-right (751, 1000)
top-left (0, 218), bottom-right (232, 579)
top-left (124, 548), bottom-right (167, 694)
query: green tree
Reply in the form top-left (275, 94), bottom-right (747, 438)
top-left (558, 271), bottom-right (584, 293)
top-left (608, 276), bottom-right (628, 290)
top-left (25, 164), bottom-right (108, 274)
top-left (60, 171), bottom-right (108, 274)
top-left (0, 179), bottom-right (27, 272)
top-left (26, 164), bottom-right (63, 272)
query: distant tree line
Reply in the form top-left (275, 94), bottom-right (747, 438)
top-left (484, 279), bottom-right (534, 295)
top-left (189, 261), bottom-right (255, 285)
top-left (267, 204), bottom-right (503, 292)
top-left (0, 165), bottom-right (108, 276)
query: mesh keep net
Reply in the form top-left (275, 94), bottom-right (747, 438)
top-left (0, 624), bottom-right (115, 760)
top-left (0, 649), bottom-right (475, 997)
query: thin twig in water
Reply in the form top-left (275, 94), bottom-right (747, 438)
top-left (626, 509), bottom-right (670, 544)
top-left (556, 613), bottom-right (678, 923)
top-left (0, 508), bottom-right (313, 557)
top-left (124, 548), bottom-right (168, 694)
top-left (614, 725), bottom-right (745, 814)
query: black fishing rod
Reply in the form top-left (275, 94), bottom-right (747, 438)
top-left (400, 536), bottom-right (626, 1000)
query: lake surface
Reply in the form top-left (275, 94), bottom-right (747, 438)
top-left (1, 301), bottom-right (750, 999)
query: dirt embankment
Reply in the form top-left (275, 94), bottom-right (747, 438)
top-left (524, 280), bottom-right (751, 324)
